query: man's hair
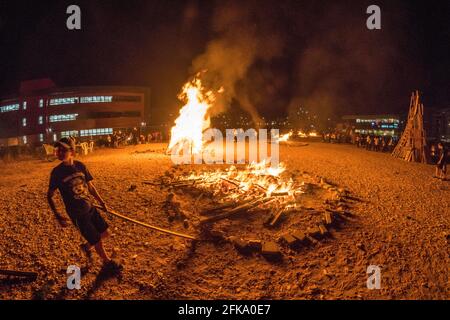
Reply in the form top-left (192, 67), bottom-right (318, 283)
top-left (54, 137), bottom-right (76, 151)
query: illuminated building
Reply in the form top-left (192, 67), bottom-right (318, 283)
top-left (342, 114), bottom-right (402, 137)
top-left (0, 79), bottom-right (150, 146)
top-left (430, 108), bottom-right (450, 142)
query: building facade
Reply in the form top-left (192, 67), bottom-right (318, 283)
top-left (0, 79), bottom-right (150, 146)
top-left (429, 108), bottom-right (450, 142)
top-left (342, 114), bottom-right (403, 137)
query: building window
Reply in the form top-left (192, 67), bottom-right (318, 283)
top-left (23, 101), bottom-right (27, 110)
top-left (39, 99), bottom-right (44, 108)
top-left (23, 136), bottom-right (27, 144)
top-left (22, 118), bottom-right (27, 127)
top-left (80, 128), bottom-right (113, 137)
top-left (80, 96), bottom-right (113, 103)
top-left (0, 103), bottom-right (20, 113)
top-left (61, 130), bottom-right (79, 138)
top-left (49, 96), bottom-right (113, 106)
top-left (39, 134), bottom-right (44, 142)
top-left (38, 116), bottom-right (43, 125)
top-left (49, 113), bottom-right (79, 122)
top-left (49, 97), bottom-right (78, 106)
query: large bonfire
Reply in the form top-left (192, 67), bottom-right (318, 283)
top-left (154, 75), bottom-right (352, 261)
top-left (164, 75), bottom-right (302, 212)
top-left (167, 77), bottom-right (217, 155)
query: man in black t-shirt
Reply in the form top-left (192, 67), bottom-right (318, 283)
top-left (47, 137), bottom-right (121, 271)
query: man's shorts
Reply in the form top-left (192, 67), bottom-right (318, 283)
top-left (74, 208), bottom-right (109, 245)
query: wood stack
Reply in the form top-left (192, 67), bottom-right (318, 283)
top-left (392, 90), bottom-right (429, 163)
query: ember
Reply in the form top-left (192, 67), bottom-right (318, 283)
top-left (162, 160), bottom-right (302, 216)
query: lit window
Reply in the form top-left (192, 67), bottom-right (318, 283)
top-left (39, 99), bottom-right (44, 108)
top-left (39, 134), bottom-right (44, 142)
top-left (61, 130), bottom-right (79, 138)
top-left (80, 128), bottom-right (113, 137)
top-left (53, 134), bottom-right (57, 142)
top-left (23, 136), bottom-right (27, 144)
top-left (49, 96), bottom-right (113, 106)
top-left (23, 101), bottom-right (27, 110)
top-left (49, 97), bottom-right (78, 106)
top-left (38, 116), bottom-right (43, 125)
top-left (80, 96), bottom-right (113, 104)
top-left (0, 103), bottom-right (20, 113)
top-left (22, 118), bottom-right (27, 127)
top-left (49, 113), bottom-right (79, 122)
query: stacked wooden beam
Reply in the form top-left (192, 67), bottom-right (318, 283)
top-left (392, 90), bottom-right (429, 163)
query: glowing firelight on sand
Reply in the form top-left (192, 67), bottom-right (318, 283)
top-left (167, 77), bottom-right (218, 154)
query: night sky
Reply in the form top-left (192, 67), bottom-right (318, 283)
top-left (0, 0), bottom-right (449, 124)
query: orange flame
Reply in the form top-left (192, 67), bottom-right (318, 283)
top-left (168, 77), bottom-right (217, 154)
top-left (279, 131), bottom-right (293, 142)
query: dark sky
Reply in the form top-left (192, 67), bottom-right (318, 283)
top-left (0, 0), bottom-right (449, 123)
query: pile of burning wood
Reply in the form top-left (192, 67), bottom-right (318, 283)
top-left (147, 160), bottom-right (305, 226)
top-left (139, 76), bottom-right (358, 261)
top-left (143, 160), bottom-right (357, 261)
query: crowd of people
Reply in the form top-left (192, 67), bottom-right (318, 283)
top-left (321, 130), bottom-right (447, 180)
top-left (354, 134), bottom-right (397, 153)
top-left (322, 132), bottom-right (397, 153)
top-left (105, 129), bottom-right (164, 148)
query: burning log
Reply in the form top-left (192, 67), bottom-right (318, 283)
top-left (270, 191), bottom-right (290, 197)
top-left (323, 212), bottom-right (333, 226)
top-left (200, 197), bottom-right (270, 224)
top-left (220, 177), bottom-right (241, 188)
top-left (268, 208), bottom-right (286, 227)
top-left (142, 178), bottom-right (204, 187)
top-left (200, 198), bottom-right (254, 216)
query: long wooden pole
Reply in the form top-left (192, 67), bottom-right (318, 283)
top-left (0, 269), bottom-right (37, 279)
top-left (94, 205), bottom-right (201, 241)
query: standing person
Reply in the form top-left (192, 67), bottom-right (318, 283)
top-left (374, 136), bottom-right (379, 152)
top-left (366, 135), bottom-right (372, 150)
top-left (381, 137), bottom-right (387, 152)
top-left (47, 137), bottom-right (122, 271)
top-left (435, 142), bottom-right (447, 180)
top-left (387, 136), bottom-right (394, 152)
top-left (355, 134), bottom-right (360, 148)
top-left (430, 143), bottom-right (437, 164)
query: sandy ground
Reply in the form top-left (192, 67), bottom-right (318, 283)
top-left (0, 142), bottom-right (448, 300)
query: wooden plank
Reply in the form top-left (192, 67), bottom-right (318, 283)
top-left (0, 269), bottom-right (38, 279)
top-left (200, 197), bottom-right (268, 224)
top-left (269, 209), bottom-right (285, 227)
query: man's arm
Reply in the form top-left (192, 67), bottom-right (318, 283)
top-left (87, 181), bottom-right (108, 211)
top-left (47, 188), bottom-right (68, 227)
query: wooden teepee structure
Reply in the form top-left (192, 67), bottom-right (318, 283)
top-left (392, 90), bottom-right (428, 163)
